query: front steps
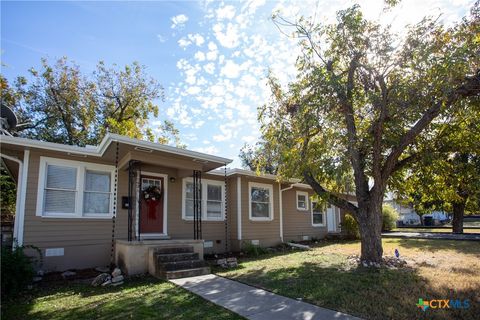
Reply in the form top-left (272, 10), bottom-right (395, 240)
top-left (151, 246), bottom-right (210, 280)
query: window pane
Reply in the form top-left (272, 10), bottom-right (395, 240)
top-left (251, 187), bottom-right (269, 202)
top-left (85, 171), bottom-right (110, 192)
top-left (45, 190), bottom-right (76, 213)
top-left (207, 185), bottom-right (222, 201)
top-left (185, 182), bottom-right (194, 199)
top-left (207, 201), bottom-right (222, 218)
top-left (251, 202), bottom-right (269, 218)
top-left (298, 195), bottom-right (306, 202)
top-left (46, 165), bottom-right (76, 190)
top-left (185, 199), bottom-right (194, 217)
top-left (84, 193), bottom-right (110, 214)
top-left (313, 213), bottom-right (323, 224)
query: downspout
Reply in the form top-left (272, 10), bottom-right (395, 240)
top-left (1, 150), bottom-right (29, 248)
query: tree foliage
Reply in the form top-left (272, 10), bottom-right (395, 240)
top-left (3, 57), bottom-right (182, 146)
top-left (259, 4), bottom-right (479, 262)
top-left (239, 139), bottom-right (279, 174)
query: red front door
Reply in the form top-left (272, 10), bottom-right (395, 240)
top-left (140, 176), bottom-right (164, 234)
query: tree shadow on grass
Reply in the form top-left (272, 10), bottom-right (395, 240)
top-left (2, 276), bottom-right (242, 320)
top-left (226, 262), bottom-right (479, 320)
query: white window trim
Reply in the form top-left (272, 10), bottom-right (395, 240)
top-left (181, 178), bottom-right (225, 221)
top-left (36, 157), bottom-right (115, 219)
top-left (311, 201), bottom-right (326, 227)
top-left (296, 190), bottom-right (309, 211)
top-left (248, 182), bottom-right (274, 221)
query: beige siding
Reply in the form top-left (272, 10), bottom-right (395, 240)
top-left (239, 176), bottom-right (282, 248)
top-left (23, 150), bottom-right (122, 271)
top-left (282, 187), bottom-right (328, 242)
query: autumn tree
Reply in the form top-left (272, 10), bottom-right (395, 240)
top-left (259, 4), bottom-right (479, 262)
top-left (239, 139), bottom-right (279, 174)
top-left (5, 57), bottom-right (181, 146)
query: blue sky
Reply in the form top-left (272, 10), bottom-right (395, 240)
top-left (1, 0), bottom-right (473, 167)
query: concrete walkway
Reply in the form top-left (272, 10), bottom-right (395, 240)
top-left (382, 231), bottom-right (480, 241)
top-left (171, 274), bottom-right (361, 320)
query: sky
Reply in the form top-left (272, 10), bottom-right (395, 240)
top-left (1, 0), bottom-right (474, 167)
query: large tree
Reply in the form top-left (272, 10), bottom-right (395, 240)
top-left (5, 57), bottom-right (181, 146)
top-left (395, 106), bottom-right (480, 233)
top-left (259, 4), bottom-right (479, 262)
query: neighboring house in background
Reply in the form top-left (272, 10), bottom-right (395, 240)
top-left (1, 134), bottom-right (347, 275)
top-left (384, 193), bottom-right (421, 226)
top-left (422, 211), bottom-right (451, 226)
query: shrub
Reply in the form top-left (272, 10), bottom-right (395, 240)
top-left (242, 242), bottom-right (268, 256)
top-left (382, 204), bottom-right (399, 231)
top-left (1, 244), bottom-right (41, 298)
top-left (341, 214), bottom-right (360, 239)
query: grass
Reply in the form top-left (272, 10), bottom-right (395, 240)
top-left (1, 276), bottom-right (243, 320)
top-left (216, 239), bottom-right (480, 320)
top-left (392, 228), bottom-right (479, 233)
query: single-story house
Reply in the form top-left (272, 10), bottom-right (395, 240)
top-left (1, 133), bottom-right (347, 275)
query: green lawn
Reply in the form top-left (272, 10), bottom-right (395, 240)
top-left (2, 276), bottom-right (243, 320)
top-left (216, 239), bottom-right (480, 320)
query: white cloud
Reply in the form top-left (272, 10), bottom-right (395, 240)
top-left (212, 22), bottom-right (240, 48)
top-left (194, 51), bottom-right (206, 61)
top-left (216, 5), bottom-right (236, 20)
top-left (171, 14), bottom-right (189, 29)
top-left (157, 34), bottom-right (167, 43)
top-left (178, 37), bottom-right (192, 48)
top-left (193, 146), bottom-right (220, 155)
top-left (186, 86), bottom-right (201, 95)
top-left (188, 34), bottom-right (205, 46)
top-left (204, 63), bottom-right (215, 74)
top-left (220, 60), bottom-right (242, 78)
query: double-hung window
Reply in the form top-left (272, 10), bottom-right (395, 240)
top-left (296, 191), bottom-right (309, 211)
top-left (249, 182), bottom-right (273, 221)
top-left (182, 178), bottom-right (224, 221)
top-left (37, 157), bottom-right (114, 218)
top-left (311, 201), bottom-right (326, 227)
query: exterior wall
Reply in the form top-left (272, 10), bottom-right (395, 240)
top-left (22, 150), bottom-right (122, 271)
top-left (17, 145), bottom-right (353, 272)
top-left (238, 176), bottom-right (282, 249)
top-left (282, 187), bottom-right (328, 242)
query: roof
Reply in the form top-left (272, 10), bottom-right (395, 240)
top-left (0, 133), bottom-right (233, 166)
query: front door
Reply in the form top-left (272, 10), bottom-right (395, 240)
top-left (140, 176), bottom-right (164, 234)
top-left (327, 205), bottom-right (337, 232)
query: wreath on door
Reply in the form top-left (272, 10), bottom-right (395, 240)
top-left (142, 185), bottom-right (163, 202)
top-left (143, 185), bottom-right (163, 219)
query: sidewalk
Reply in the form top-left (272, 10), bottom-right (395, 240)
top-left (171, 274), bottom-right (361, 320)
top-left (382, 232), bottom-right (480, 241)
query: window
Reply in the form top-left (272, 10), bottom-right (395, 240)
top-left (182, 178), bottom-right (224, 221)
top-left (296, 191), bottom-right (309, 211)
top-left (84, 171), bottom-right (111, 215)
top-left (311, 201), bottom-right (326, 227)
top-left (206, 184), bottom-right (222, 219)
top-left (184, 181), bottom-right (195, 219)
top-left (44, 165), bottom-right (77, 215)
top-left (249, 182), bottom-right (273, 221)
top-left (37, 157), bottom-right (114, 218)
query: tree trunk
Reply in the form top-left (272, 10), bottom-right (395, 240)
top-left (357, 200), bottom-right (383, 263)
top-left (452, 201), bottom-right (465, 234)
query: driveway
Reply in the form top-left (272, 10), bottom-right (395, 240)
top-left (382, 231), bottom-right (480, 241)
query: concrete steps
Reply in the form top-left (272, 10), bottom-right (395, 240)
top-left (151, 246), bottom-right (210, 280)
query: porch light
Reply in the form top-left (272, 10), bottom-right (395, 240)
top-left (170, 177), bottom-right (176, 183)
